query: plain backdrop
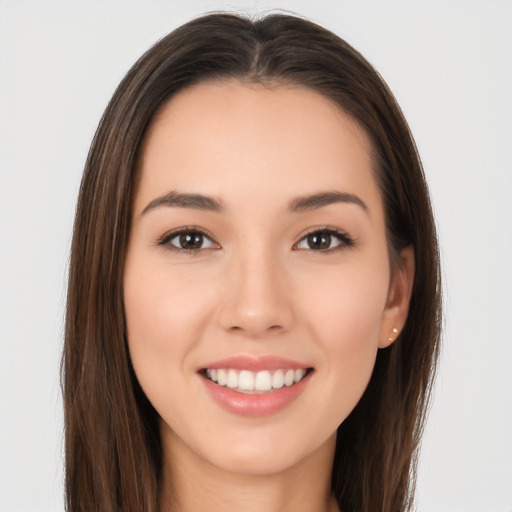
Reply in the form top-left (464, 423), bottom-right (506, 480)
top-left (1, 1), bottom-right (511, 511)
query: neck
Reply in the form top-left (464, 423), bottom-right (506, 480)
top-left (160, 430), bottom-right (339, 512)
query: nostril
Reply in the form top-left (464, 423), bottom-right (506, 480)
top-left (218, 293), bottom-right (294, 336)
top-left (230, 324), bottom-right (284, 333)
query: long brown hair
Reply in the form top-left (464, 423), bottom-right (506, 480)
top-left (63, 12), bottom-right (441, 512)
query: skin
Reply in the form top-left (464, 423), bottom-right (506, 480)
top-left (124, 81), bottom-right (414, 512)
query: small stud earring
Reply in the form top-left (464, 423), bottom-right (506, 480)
top-left (388, 327), bottom-right (399, 342)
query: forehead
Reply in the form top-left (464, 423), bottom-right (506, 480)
top-left (136, 81), bottom-right (381, 215)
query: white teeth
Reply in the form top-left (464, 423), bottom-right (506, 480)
top-left (255, 371), bottom-right (272, 391)
top-left (206, 368), bottom-right (308, 392)
top-left (217, 369), bottom-right (227, 386)
top-left (272, 370), bottom-right (284, 389)
top-left (238, 370), bottom-right (254, 390)
top-left (226, 369), bottom-right (238, 389)
top-left (294, 369), bottom-right (306, 383)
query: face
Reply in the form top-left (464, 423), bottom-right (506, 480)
top-left (124, 81), bottom-right (412, 476)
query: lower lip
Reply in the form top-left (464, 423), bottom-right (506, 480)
top-left (201, 372), bottom-right (312, 417)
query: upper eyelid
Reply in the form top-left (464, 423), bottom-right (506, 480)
top-left (296, 225), bottom-right (351, 239)
top-left (157, 225), bottom-right (353, 247)
top-left (160, 226), bottom-right (216, 238)
top-left (293, 226), bottom-right (356, 250)
top-left (157, 226), bottom-right (219, 246)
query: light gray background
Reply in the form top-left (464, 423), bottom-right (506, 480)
top-left (1, 1), bottom-right (511, 511)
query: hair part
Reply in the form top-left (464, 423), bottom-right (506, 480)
top-left (63, 12), bottom-right (441, 512)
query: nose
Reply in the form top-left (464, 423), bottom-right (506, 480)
top-left (217, 249), bottom-right (295, 337)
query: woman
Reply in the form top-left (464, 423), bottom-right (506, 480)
top-left (62, 12), bottom-right (441, 512)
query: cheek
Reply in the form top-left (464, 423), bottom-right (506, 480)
top-left (123, 259), bottom-right (216, 405)
top-left (124, 258), bottom-right (216, 345)
top-left (298, 257), bottom-right (389, 339)
top-left (296, 260), bottom-right (389, 401)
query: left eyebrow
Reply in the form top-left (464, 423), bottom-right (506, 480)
top-left (288, 191), bottom-right (369, 214)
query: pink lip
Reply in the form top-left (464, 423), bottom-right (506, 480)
top-left (198, 356), bottom-right (313, 417)
top-left (200, 355), bottom-right (310, 372)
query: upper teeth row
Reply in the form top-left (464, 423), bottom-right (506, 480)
top-left (206, 368), bottom-right (307, 392)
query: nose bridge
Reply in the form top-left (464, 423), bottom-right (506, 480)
top-left (219, 242), bottom-right (293, 335)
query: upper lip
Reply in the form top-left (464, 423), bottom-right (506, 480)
top-left (199, 355), bottom-right (312, 372)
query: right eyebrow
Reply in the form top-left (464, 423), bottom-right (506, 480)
top-left (141, 190), bottom-right (225, 215)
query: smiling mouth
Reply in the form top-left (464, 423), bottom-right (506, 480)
top-left (201, 368), bottom-right (313, 394)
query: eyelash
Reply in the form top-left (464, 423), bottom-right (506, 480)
top-left (293, 226), bottom-right (355, 253)
top-left (157, 227), bottom-right (219, 255)
top-left (157, 226), bottom-right (355, 254)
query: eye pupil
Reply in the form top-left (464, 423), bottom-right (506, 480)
top-left (179, 232), bottom-right (203, 249)
top-left (307, 233), bottom-right (331, 250)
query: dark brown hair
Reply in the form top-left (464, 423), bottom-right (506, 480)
top-left (63, 12), bottom-right (441, 512)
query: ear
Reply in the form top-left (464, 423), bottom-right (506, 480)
top-left (378, 245), bottom-right (415, 348)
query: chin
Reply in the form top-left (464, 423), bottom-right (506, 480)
top-left (208, 446), bottom-right (309, 477)
top-left (194, 426), bottom-right (337, 478)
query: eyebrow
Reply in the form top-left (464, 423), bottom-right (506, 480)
top-left (142, 191), bottom-right (224, 215)
top-left (141, 189), bottom-right (368, 216)
top-left (288, 191), bottom-right (368, 213)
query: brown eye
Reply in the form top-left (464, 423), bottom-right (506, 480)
top-left (296, 228), bottom-right (354, 251)
top-left (161, 230), bottom-right (218, 252)
top-left (178, 232), bottom-right (204, 250)
top-left (306, 233), bottom-right (332, 250)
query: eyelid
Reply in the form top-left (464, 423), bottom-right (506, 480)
top-left (293, 225), bottom-right (355, 251)
top-left (156, 225), bottom-right (354, 253)
top-left (157, 226), bottom-right (221, 252)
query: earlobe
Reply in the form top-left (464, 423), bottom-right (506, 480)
top-left (378, 245), bottom-right (415, 348)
